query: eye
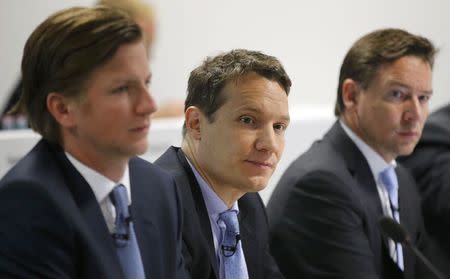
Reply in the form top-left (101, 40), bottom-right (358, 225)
top-left (239, 116), bottom-right (255, 125)
top-left (418, 95), bottom-right (431, 104)
top-left (145, 79), bottom-right (151, 88)
top-left (112, 85), bottom-right (129, 94)
top-left (273, 123), bottom-right (287, 133)
top-left (390, 90), bottom-right (404, 99)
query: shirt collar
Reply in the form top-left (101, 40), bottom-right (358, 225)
top-left (184, 155), bottom-right (239, 216)
top-left (65, 152), bottom-right (131, 205)
top-left (339, 120), bottom-right (396, 178)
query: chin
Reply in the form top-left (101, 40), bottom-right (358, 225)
top-left (126, 144), bottom-right (148, 156)
top-left (246, 177), bottom-right (270, 192)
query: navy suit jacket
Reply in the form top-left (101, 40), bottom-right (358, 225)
top-left (0, 139), bottom-right (186, 279)
top-left (267, 122), bottom-right (429, 279)
top-left (155, 146), bottom-right (284, 279)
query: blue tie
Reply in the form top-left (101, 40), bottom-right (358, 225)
top-left (110, 185), bottom-right (146, 279)
top-left (218, 210), bottom-right (248, 279)
top-left (380, 167), bottom-right (404, 270)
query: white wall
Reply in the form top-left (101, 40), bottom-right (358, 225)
top-left (0, 106), bottom-right (335, 204)
top-left (1, 0), bottom-right (450, 111)
top-left (1, 1), bottom-right (449, 202)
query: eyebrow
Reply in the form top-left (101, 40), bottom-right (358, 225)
top-left (108, 73), bottom-right (152, 84)
top-left (237, 106), bottom-right (290, 122)
top-left (386, 80), bottom-right (433, 95)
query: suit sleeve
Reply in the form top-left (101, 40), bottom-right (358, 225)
top-left (0, 182), bottom-right (75, 278)
top-left (172, 178), bottom-right (191, 279)
top-left (270, 170), bottom-right (379, 279)
top-left (420, 152), bottom-right (450, 256)
top-left (256, 200), bottom-right (285, 279)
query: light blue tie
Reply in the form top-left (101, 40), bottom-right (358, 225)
top-left (110, 185), bottom-right (146, 279)
top-left (380, 167), bottom-right (404, 271)
top-left (218, 210), bottom-right (248, 279)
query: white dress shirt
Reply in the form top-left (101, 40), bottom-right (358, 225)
top-left (65, 152), bottom-right (131, 232)
top-left (185, 156), bottom-right (249, 279)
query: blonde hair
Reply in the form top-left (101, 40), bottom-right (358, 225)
top-left (97, 0), bottom-right (155, 48)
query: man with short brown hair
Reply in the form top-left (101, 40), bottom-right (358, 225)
top-left (268, 28), bottom-right (436, 279)
top-left (156, 49), bottom-right (290, 279)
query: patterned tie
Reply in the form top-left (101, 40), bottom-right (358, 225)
top-left (380, 167), bottom-right (404, 271)
top-left (110, 185), bottom-right (146, 279)
top-left (218, 209), bottom-right (248, 279)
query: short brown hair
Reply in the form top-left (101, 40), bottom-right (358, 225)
top-left (335, 28), bottom-right (437, 116)
top-left (18, 6), bottom-right (142, 144)
top-left (183, 49), bottom-right (291, 136)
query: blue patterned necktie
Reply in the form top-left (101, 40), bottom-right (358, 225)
top-left (380, 167), bottom-right (404, 270)
top-left (110, 185), bottom-right (146, 279)
top-left (218, 209), bottom-right (248, 279)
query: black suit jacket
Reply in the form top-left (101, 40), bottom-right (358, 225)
top-left (267, 122), bottom-right (429, 279)
top-left (155, 146), bottom-right (283, 279)
top-left (400, 104), bottom-right (450, 272)
top-left (0, 139), bottom-right (186, 279)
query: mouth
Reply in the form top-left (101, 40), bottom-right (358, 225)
top-left (397, 130), bottom-right (419, 137)
top-left (130, 123), bottom-right (150, 134)
top-left (397, 130), bottom-right (420, 142)
top-left (244, 160), bottom-right (274, 169)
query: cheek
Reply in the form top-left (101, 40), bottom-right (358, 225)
top-left (277, 137), bottom-right (286, 155)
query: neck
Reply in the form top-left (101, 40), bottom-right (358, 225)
top-left (340, 114), bottom-right (395, 163)
top-left (64, 142), bottom-right (128, 183)
top-left (181, 139), bottom-right (244, 208)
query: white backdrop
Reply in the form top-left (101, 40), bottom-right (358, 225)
top-left (1, 0), bottom-right (450, 111)
top-left (0, 105), bottom-right (335, 204)
top-left (0, 1), bottom-right (449, 202)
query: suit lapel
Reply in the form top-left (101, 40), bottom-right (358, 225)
top-left (128, 159), bottom-right (160, 278)
top-left (328, 122), bottom-right (384, 217)
top-left (175, 148), bottom-right (220, 277)
top-left (48, 142), bottom-right (124, 278)
top-left (238, 196), bottom-right (258, 279)
top-left (327, 122), bottom-right (395, 274)
top-left (396, 167), bottom-right (415, 279)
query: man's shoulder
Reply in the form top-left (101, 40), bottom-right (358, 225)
top-left (282, 136), bottom-right (349, 185)
top-left (154, 147), bottom-right (196, 194)
top-left (1, 139), bottom-right (64, 189)
top-left (239, 192), bottom-right (265, 211)
top-left (131, 156), bottom-right (169, 175)
top-left (421, 104), bottom-right (450, 145)
top-left (154, 146), bottom-right (181, 169)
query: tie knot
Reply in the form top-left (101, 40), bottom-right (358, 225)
top-left (379, 167), bottom-right (399, 210)
top-left (110, 184), bottom-right (133, 248)
top-left (219, 210), bottom-right (239, 234)
top-left (380, 167), bottom-right (398, 191)
top-left (110, 185), bottom-right (129, 213)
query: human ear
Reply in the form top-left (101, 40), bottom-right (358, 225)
top-left (46, 92), bottom-right (77, 128)
top-left (342, 79), bottom-right (361, 111)
top-left (184, 106), bottom-right (202, 140)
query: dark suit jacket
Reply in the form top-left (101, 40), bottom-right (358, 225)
top-left (155, 146), bottom-right (283, 279)
top-left (400, 104), bottom-right (450, 272)
top-left (0, 139), bottom-right (186, 279)
top-left (267, 122), bottom-right (429, 279)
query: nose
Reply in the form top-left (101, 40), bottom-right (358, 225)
top-left (255, 125), bottom-right (280, 153)
top-left (136, 87), bottom-right (157, 115)
top-left (403, 96), bottom-right (425, 123)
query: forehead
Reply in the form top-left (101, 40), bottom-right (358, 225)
top-left (369, 56), bottom-right (432, 90)
top-left (85, 41), bottom-right (149, 81)
top-left (219, 73), bottom-right (288, 113)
